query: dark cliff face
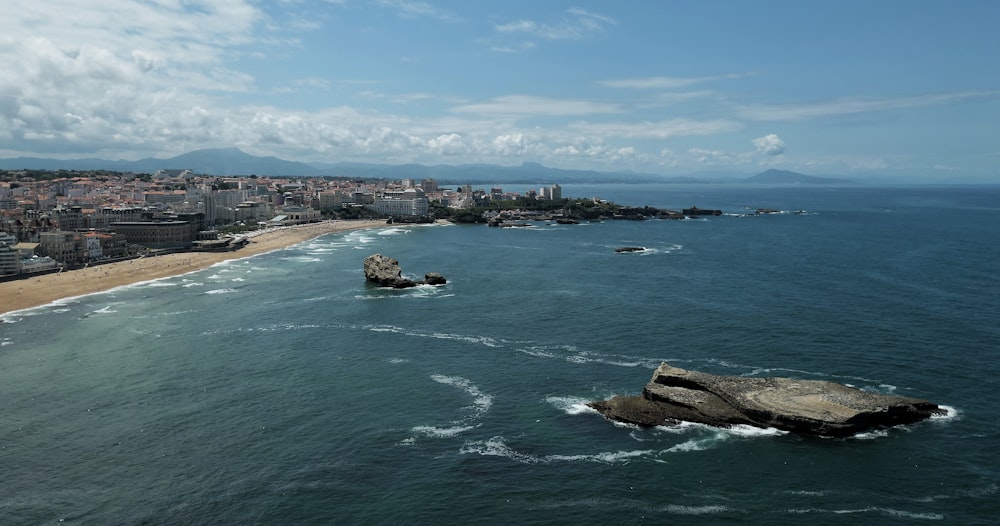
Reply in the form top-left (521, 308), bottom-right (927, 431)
top-left (589, 363), bottom-right (943, 437)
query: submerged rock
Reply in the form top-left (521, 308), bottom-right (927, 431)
top-left (363, 254), bottom-right (446, 289)
top-left (589, 362), bottom-right (944, 437)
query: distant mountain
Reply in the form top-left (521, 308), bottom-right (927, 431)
top-left (146, 148), bottom-right (317, 176)
top-left (0, 148), bottom-right (852, 184)
top-left (310, 160), bottom-right (691, 185)
top-left (743, 169), bottom-right (851, 184)
top-left (0, 148), bottom-right (317, 177)
top-left (0, 149), bottom-right (709, 183)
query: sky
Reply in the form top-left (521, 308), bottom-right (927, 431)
top-left (1, 1), bottom-right (998, 182)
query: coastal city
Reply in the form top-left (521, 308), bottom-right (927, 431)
top-left (0, 168), bottom-right (581, 279)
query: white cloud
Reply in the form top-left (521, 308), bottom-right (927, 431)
top-left (566, 118), bottom-right (742, 139)
top-left (495, 8), bottom-right (616, 40)
top-left (752, 133), bottom-right (786, 156)
top-left (493, 133), bottom-right (527, 155)
top-left (599, 73), bottom-right (752, 90)
top-left (738, 91), bottom-right (999, 121)
top-left (427, 133), bottom-right (468, 155)
top-left (451, 95), bottom-right (620, 117)
top-left (376, 0), bottom-right (461, 22)
top-left (488, 41), bottom-right (537, 54)
top-left (688, 147), bottom-right (733, 164)
top-left (0, 1), bottom-right (266, 156)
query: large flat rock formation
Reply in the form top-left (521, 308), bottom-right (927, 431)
top-left (589, 363), bottom-right (944, 437)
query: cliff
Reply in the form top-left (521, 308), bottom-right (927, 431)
top-left (589, 363), bottom-right (944, 437)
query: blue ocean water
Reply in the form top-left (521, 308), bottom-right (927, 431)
top-left (1, 184), bottom-right (998, 525)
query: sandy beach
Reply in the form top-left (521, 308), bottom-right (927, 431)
top-left (0, 219), bottom-right (387, 316)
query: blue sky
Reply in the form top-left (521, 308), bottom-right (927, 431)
top-left (1, 1), bottom-right (998, 181)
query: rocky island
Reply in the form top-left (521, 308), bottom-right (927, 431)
top-left (363, 254), bottom-right (446, 289)
top-left (589, 363), bottom-right (944, 437)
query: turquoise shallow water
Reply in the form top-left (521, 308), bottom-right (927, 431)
top-left (1, 184), bottom-right (998, 524)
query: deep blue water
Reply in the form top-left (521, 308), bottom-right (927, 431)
top-left (2, 184), bottom-right (998, 525)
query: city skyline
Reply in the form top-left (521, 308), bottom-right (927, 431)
top-left (2, 1), bottom-right (999, 182)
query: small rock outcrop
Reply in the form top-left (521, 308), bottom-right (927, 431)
top-left (615, 246), bottom-right (646, 253)
top-left (589, 362), bottom-right (944, 437)
top-left (423, 272), bottom-right (447, 285)
top-left (363, 254), bottom-right (446, 289)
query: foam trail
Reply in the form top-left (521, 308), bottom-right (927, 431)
top-left (401, 375), bottom-right (494, 445)
top-left (460, 436), bottom-right (657, 465)
top-left (430, 374), bottom-right (493, 415)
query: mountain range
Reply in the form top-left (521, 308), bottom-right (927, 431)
top-left (0, 148), bottom-right (853, 185)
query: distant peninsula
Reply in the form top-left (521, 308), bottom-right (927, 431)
top-left (741, 169), bottom-right (852, 185)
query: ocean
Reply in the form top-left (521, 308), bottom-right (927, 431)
top-left (1, 184), bottom-right (997, 525)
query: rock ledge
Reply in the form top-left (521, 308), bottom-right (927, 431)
top-left (589, 362), bottom-right (944, 437)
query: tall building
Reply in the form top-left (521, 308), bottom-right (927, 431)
top-left (0, 243), bottom-right (19, 275)
top-left (539, 184), bottom-right (562, 200)
top-left (0, 232), bottom-right (19, 275)
top-left (420, 179), bottom-right (439, 192)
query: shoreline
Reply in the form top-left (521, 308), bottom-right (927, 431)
top-left (0, 219), bottom-right (387, 316)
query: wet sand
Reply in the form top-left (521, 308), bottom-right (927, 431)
top-left (0, 219), bottom-right (387, 316)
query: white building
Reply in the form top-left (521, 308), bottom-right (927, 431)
top-left (539, 184), bottom-right (562, 200)
top-left (371, 188), bottom-right (430, 217)
top-left (278, 205), bottom-right (322, 224)
top-left (20, 256), bottom-right (59, 274)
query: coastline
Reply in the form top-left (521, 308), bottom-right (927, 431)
top-left (0, 219), bottom-right (387, 316)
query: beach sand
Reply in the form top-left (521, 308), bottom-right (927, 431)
top-left (0, 219), bottom-right (387, 316)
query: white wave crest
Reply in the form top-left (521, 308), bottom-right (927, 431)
top-left (378, 228), bottom-right (410, 236)
top-left (204, 288), bottom-right (238, 295)
top-left (931, 405), bottom-right (959, 420)
top-left (724, 424), bottom-right (788, 437)
top-left (651, 422), bottom-right (785, 451)
top-left (851, 430), bottom-right (889, 440)
top-left (545, 396), bottom-right (599, 415)
top-left (665, 437), bottom-right (716, 453)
